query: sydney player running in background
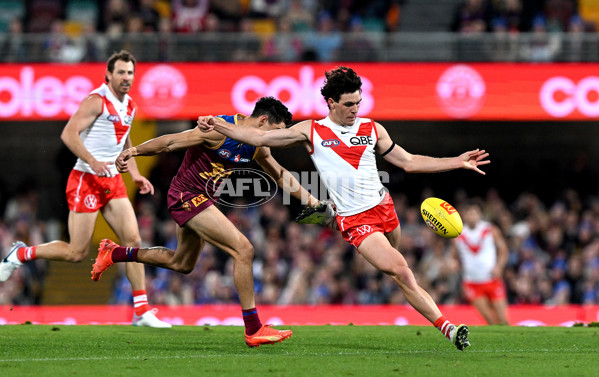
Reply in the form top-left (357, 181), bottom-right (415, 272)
top-left (452, 200), bottom-right (510, 325)
top-left (0, 50), bottom-right (170, 328)
top-left (198, 66), bottom-right (490, 350)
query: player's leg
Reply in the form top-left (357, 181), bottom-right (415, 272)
top-left (491, 298), bottom-right (510, 325)
top-left (358, 229), bottom-right (469, 350)
top-left (40, 211), bottom-right (99, 261)
top-left (359, 230), bottom-right (443, 322)
top-left (92, 222), bottom-right (205, 278)
top-left (102, 198), bottom-right (145, 290)
top-left (471, 297), bottom-right (497, 324)
top-left (182, 206), bottom-right (292, 345)
top-left (0, 211), bottom-right (97, 282)
top-left (102, 197), bottom-right (171, 328)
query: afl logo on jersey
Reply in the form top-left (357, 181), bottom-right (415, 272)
top-left (219, 149), bottom-right (232, 158)
top-left (321, 139), bottom-right (340, 147)
top-left (107, 114), bottom-right (120, 123)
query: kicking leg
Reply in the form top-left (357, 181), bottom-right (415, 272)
top-left (359, 230), bottom-right (469, 350)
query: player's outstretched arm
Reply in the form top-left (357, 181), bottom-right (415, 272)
top-left (120, 136), bottom-right (154, 195)
top-left (116, 127), bottom-right (218, 173)
top-left (199, 116), bottom-right (311, 148)
top-left (255, 147), bottom-right (319, 207)
top-left (375, 123), bottom-right (490, 175)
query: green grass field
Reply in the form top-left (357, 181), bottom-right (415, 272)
top-left (0, 325), bottom-right (597, 377)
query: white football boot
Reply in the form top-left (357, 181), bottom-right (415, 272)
top-left (0, 241), bottom-right (26, 282)
top-left (133, 309), bottom-right (172, 328)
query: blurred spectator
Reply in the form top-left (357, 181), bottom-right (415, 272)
top-left (451, 0), bottom-right (491, 33)
top-left (2, 19), bottom-right (27, 63)
top-left (138, 0), bottom-right (162, 32)
top-left (102, 0), bottom-right (131, 32)
top-left (544, 0), bottom-right (576, 32)
top-left (491, 0), bottom-right (522, 32)
top-left (262, 17), bottom-right (304, 62)
top-left (249, 0), bottom-right (286, 19)
top-left (486, 17), bottom-right (520, 61)
top-left (27, 0), bottom-right (63, 33)
top-left (521, 15), bottom-right (562, 62)
top-left (281, 0), bottom-right (315, 32)
top-left (303, 11), bottom-right (342, 62)
top-left (339, 16), bottom-right (380, 62)
top-left (172, 0), bottom-right (209, 33)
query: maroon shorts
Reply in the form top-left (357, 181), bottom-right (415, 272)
top-left (167, 188), bottom-right (215, 227)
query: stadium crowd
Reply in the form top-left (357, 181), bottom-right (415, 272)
top-left (2, 148), bottom-right (599, 309)
top-left (1, 0), bottom-right (597, 63)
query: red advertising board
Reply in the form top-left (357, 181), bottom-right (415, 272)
top-left (1, 63), bottom-right (599, 121)
top-left (1, 305), bottom-right (597, 326)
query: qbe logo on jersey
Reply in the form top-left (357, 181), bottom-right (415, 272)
top-left (436, 65), bottom-right (486, 119)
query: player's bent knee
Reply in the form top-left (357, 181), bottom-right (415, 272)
top-left (119, 236), bottom-right (142, 248)
top-left (234, 241), bottom-right (254, 264)
top-left (171, 262), bottom-right (194, 274)
top-left (66, 251), bottom-right (88, 263)
top-left (390, 265), bottom-right (417, 286)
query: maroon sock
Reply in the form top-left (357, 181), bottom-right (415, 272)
top-left (111, 246), bottom-right (140, 262)
top-left (242, 308), bottom-right (262, 335)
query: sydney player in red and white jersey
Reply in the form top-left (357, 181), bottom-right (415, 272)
top-left (452, 201), bottom-right (509, 325)
top-left (199, 66), bottom-right (490, 350)
top-left (0, 50), bottom-right (170, 328)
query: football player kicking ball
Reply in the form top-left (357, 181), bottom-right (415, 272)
top-left (198, 67), bottom-right (491, 350)
top-left (92, 97), bottom-right (320, 347)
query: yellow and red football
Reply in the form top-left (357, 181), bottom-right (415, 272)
top-left (420, 197), bottom-right (463, 238)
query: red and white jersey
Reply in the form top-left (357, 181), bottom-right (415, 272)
top-left (309, 116), bottom-right (385, 216)
top-left (73, 83), bottom-right (137, 176)
top-left (454, 220), bottom-right (497, 283)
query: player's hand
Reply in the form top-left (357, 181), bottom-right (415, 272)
top-left (460, 149), bottom-right (490, 175)
top-left (116, 149), bottom-right (134, 173)
top-left (197, 115), bottom-right (215, 132)
top-left (491, 265), bottom-right (502, 279)
top-left (90, 159), bottom-right (114, 177)
top-left (133, 176), bottom-right (154, 195)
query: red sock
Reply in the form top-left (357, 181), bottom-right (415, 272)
top-left (111, 246), bottom-right (139, 262)
top-left (133, 290), bottom-right (150, 317)
top-left (242, 308), bottom-right (263, 335)
top-left (17, 246), bottom-right (37, 262)
top-left (434, 316), bottom-right (453, 340)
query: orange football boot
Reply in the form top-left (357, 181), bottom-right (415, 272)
top-left (245, 325), bottom-right (293, 347)
top-left (91, 239), bottom-right (118, 281)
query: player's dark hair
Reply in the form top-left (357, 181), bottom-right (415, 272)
top-left (105, 50), bottom-right (136, 83)
top-left (462, 198), bottom-right (484, 212)
top-left (320, 66), bottom-right (362, 108)
top-left (251, 96), bottom-right (293, 127)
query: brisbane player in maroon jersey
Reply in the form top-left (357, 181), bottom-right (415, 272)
top-left (92, 97), bottom-right (320, 347)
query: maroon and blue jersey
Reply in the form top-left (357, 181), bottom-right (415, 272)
top-left (169, 114), bottom-right (259, 199)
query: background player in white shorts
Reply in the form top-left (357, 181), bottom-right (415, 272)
top-left (452, 200), bottom-right (509, 325)
top-left (0, 50), bottom-right (170, 328)
top-left (198, 66), bottom-right (491, 350)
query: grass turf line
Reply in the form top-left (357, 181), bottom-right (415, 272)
top-left (0, 325), bottom-right (597, 377)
